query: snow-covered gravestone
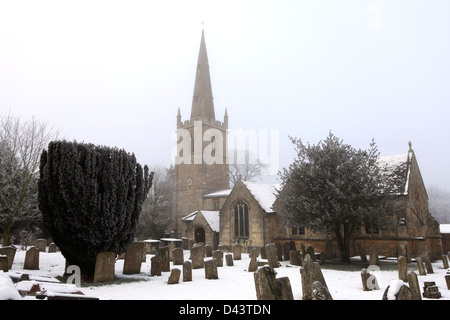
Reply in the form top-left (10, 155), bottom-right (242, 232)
top-left (382, 280), bottom-right (419, 300)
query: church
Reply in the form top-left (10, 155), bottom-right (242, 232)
top-left (171, 31), bottom-right (443, 260)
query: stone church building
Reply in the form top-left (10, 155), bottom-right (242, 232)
top-left (171, 31), bottom-right (443, 260)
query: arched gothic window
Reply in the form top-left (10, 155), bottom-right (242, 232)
top-left (234, 200), bottom-right (249, 238)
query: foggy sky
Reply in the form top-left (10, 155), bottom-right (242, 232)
top-left (1, 0), bottom-right (449, 191)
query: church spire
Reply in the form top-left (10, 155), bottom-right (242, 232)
top-left (190, 30), bottom-right (215, 123)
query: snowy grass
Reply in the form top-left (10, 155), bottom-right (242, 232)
top-left (5, 247), bottom-right (450, 300)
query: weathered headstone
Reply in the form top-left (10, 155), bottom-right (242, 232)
top-left (158, 246), bottom-right (170, 272)
top-left (205, 245), bottom-right (213, 257)
top-left (212, 250), bottom-right (223, 267)
top-left (397, 256), bottom-right (407, 282)
top-left (416, 256), bottom-right (427, 275)
top-left (312, 280), bottom-right (333, 300)
top-left (24, 247), bottom-right (39, 270)
top-left (181, 237), bottom-right (189, 250)
top-left (289, 250), bottom-right (302, 266)
top-left (369, 245), bottom-right (379, 266)
top-left (277, 277), bottom-right (294, 300)
top-left (265, 243), bottom-right (280, 268)
top-left (0, 246), bottom-right (16, 270)
top-left (306, 246), bottom-right (316, 262)
top-left (361, 268), bottom-right (371, 291)
top-left (233, 245), bottom-right (242, 260)
top-left (172, 248), bottom-right (184, 265)
top-left (319, 252), bottom-right (326, 265)
top-left (253, 266), bottom-right (289, 300)
top-left (248, 250), bottom-right (258, 272)
top-left (407, 271), bottom-right (421, 300)
top-left (358, 243), bottom-right (367, 263)
top-left (260, 246), bottom-right (267, 260)
top-left (422, 281), bottom-right (441, 299)
top-left (225, 253), bottom-right (234, 266)
top-left (361, 267), bottom-right (379, 291)
top-left (183, 261), bottom-right (192, 282)
top-left (274, 243), bottom-right (283, 261)
top-left (93, 251), bottom-right (115, 283)
top-left (0, 255), bottom-right (8, 272)
top-left (205, 259), bottom-right (219, 279)
top-left (167, 268), bottom-right (181, 285)
top-left (445, 274), bottom-right (450, 290)
top-left (48, 243), bottom-right (58, 253)
top-left (188, 238), bottom-right (195, 250)
top-left (282, 242), bottom-right (291, 261)
top-left (35, 239), bottom-right (47, 252)
top-left (191, 245), bottom-right (205, 269)
top-left (150, 255), bottom-right (162, 276)
top-left (422, 253), bottom-right (434, 274)
top-left (168, 241), bottom-right (176, 261)
top-left (123, 241), bottom-right (144, 274)
top-left (382, 280), bottom-right (420, 300)
top-left (300, 254), bottom-right (328, 300)
top-left (442, 254), bottom-right (449, 269)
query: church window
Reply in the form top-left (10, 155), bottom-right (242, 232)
top-left (291, 226), bottom-right (305, 236)
top-left (234, 201), bottom-right (249, 238)
top-left (364, 217), bottom-right (379, 234)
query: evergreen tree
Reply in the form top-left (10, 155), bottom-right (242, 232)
top-left (38, 141), bottom-right (152, 276)
top-left (275, 132), bottom-right (394, 262)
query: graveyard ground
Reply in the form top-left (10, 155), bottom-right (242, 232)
top-left (2, 246), bottom-right (450, 300)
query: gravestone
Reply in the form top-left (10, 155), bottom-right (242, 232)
top-left (150, 255), bottom-right (162, 276)
top-left (277, 277), bottom-right (294, 300)
top-left (183, 261), bottom-right (192, 282)
top-left (361, 268), bottom-right (371, 291)
top-left (233, 245), bottom-right (242, 260)
top-left (123, 241), bottom-right (144, 274)
top-left (188, 238), bottom-right (195, 250)
top-left (168, 268), bottom-right (181, 285)
top-left (24, 247), bottom-right (39, 270)
top-left (312, 281), bottom-right (333, 300)
top-left (422, 253), bottom-right (434, 274)
top-left (144, 240), bottom-right (160, 254)
top-left (225, 254), bottom-right (234, 266)
top-left (319, 252), bottom-right (326, 265)
top-left (254, 266), bottom-right (293, 300)
top-left (172, 248), bottom-right (184, 265)
top-left (445, 273), bottom-right (450, 290)
top-left (48, 243), bottom-right (58, 253)
top-left (274, 243), bottom-right (283, 261)
top-left (181, 237), bottom-right (189, 250)
top-left (204, 259), bottom-right (219, 279)
top-left (289, 240), bottom-right (296, 251)
top-left (205, 245), bottom-right (213, 257)
top-left (35, 239), bottom-right (47, 252)
top-left (422, 281), bottom-right (441, 299)
top-left (212, 250), bottom-right (224, 267)
top-left (416, 256), bottom-right (427, 275)
top-left (358, 243), bottom-right (367, 263)
top-left (306, 246), bottom-right (316, 262)
top-left (168, 241), bottom-right (176, 261)
top-left (382, 281), bottom-right (420, 300)
top-left (300, 254), bottom-right (328, 300)
top-left (282, 242), bottom-right (291, 261)
top-left (407, 271), bottom-right (421, 300)
top-left (0, 255), bottom-right (8, 272)
top-left (93, 251), bottom-right (115, 283)
top-left (248, 250), bottom-right (258, 272)
top-left (191, 245), bottom-right (205, 269)
top-left (260, 246), bottom-right (267, 260)
top-left (369, 246), bottom-right (379, 266)
top-left (0, 246), bottom-right (16, 270)
top-left (265, 243), bottom-right (280, 268)
top-left (158, 246), bottom-right (170, 272)
top-left (397, 256), bottom-right (407, 281)
top-left (442, 254), bottom-right (449, 269)
top-left (289, 250), bottom-right (302, 266)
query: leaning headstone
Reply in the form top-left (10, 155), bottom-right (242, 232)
top-left (35, 239), bottom-right (47, 252)
top-left (150, 255), bottom-right (162, 276)
top-left (48, 243), bottom-right (58, 253)
top-left (212, 250), bottom-right (223, 267)
top-left (442, 254), bottom-right (449, 269)
top-left (123, 241), bottom-right (144, 274)
top-left (248, 250), bottom-right (258, 272)
top-left (0, 246), bottom-right (17, 270)
top-left (382, 280), bottom-right (420, 300)
top-left (172, 248), bottom-right (184, 265)
top-left (266, 243), bottom-right (280, 268)
top-left (397, 256), bottom-right (407, 282)
top-left (233, 245), bottom-right (242, 260)
top-left (167, 268), bottom-right (181, 285)
top-left (24, 247), bottom-right (39, 270)
top-left (204, 259), bottom-right (219, 280)
top-left (274, 243), bottom-right (283, 261)
top-left (0, 255), bottom-right (8, 272)
top-left (300, 254), bottom-right (328, 300)
top-left (93, 251), bottom-right (115, 283)
top-left (225, 254), bottom-right (234, 266)
top-left (277, 277), bottom-right (294, 300)
top-left (312, 280), bottom-right (333, 300)
top-left (191, 245), bottom-right (205, 269)
top-left (422, 253), bottom-right (434, 274)
top-left (358, 243), bottom-right (367, 263)
top-left (416, 256), bottom-right (427, 275)
top-left (158, 246), bottom-right (170, 272)
top-left (422, 281), bottom-right (441, 299)
top-left (282, 242), bottom-right (291, 261)
top-left (369, 246), bottom-right (379, 266)
top-left (183, 261), bottom-right (192, 282)
top-left (407, 271), bottom-right (421, 300)
top-left (254, 266), bottom-right (285, 300)
top-left (289, 250), bottom-right (302, 266)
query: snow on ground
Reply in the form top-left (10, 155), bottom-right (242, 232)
top-left (4, 247), bottom-right (450, 300)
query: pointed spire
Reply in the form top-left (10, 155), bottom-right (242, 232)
top-left (224, 108), bottom-right (228, 127)
top-left (190, 30), bottom-right (215, 123)
top-left (177, 107), bottom-right (182, 127)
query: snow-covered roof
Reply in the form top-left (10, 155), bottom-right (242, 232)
top-left (182, 210), bottom-right (220, 232)
top-left (242, 181), bottom-right (280, 213)
top-left (377, 152), bottom-right (411, 195)
top-left (203, 189), bottom-right (232, 198)
top-left (440, 224), bottom-right (450, 234)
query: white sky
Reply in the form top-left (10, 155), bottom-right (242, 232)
top-left (1, 0), bottom-right (449, 191)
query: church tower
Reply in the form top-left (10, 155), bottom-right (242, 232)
top-left (172, 31), bottom-right (229, 238)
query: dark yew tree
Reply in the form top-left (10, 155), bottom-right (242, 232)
top-left (38, 141), bottom-right (152, 276)
top-left (275, 132), bottom-right (395, 263)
